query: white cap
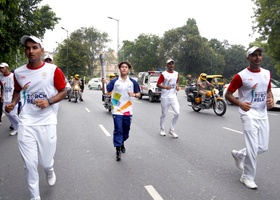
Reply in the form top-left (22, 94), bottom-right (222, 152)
top-left (246, 46), bottom-right (263, 57)
top-left (20, 35), bottom-right (43, 47)
top-left (44, 54), bottom-right (53, 61)
top-left (166, 58), bottom-right (174, 64)
top-left (0, 62), bottom-right (9, 68)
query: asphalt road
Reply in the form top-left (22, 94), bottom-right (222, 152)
top-left (0, 87), bottom-right (280, 200)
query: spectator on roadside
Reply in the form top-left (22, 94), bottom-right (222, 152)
top-left (5, 35), bottom-right (66, 200)
top-left (0, 62), bottom-right (18, 135)
top-left (157, 58), bottom-right (180, 139)
top-left (226, 46), bottom-right (274, 189)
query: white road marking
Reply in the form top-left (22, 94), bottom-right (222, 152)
top-left (223, 127), bottom-right (243, 134)
top-left (268, 112), bottom-right (278, 116)
top-left (85, 108), bottom-right (91, 112)
top-left (145, 185), bottom-right (164, 200)
top-left (134, 100), bottom-right (142, 103)
top-left (99, 124), bottom-right (111, 136)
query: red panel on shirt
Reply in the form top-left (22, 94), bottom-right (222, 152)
top-left (54, 67), bottom-right (66, 90)
top-left (157, 74), bottom-right (164, 84)
top-left (14, 75), bottom-right (22, 91)
top-left (228, 74), bottom-right (242, 93)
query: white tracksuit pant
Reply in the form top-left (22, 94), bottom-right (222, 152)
top-left (3, 102), bottom-right (19, 130)
top-left (17, 125), bottom-right (57, 199)
top-left (235, 116), bottom-right (269, 181)
top-left (160, 97), bottom-right (180, 131)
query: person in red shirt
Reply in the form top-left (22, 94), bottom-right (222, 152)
top-left (226, 46), bottom-right (274, 190)
top-left (5, 35), bottom-right (66, 200)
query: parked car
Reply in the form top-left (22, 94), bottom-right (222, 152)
top-left (223, 79), bottom-right (280, 108)
top-left (88, 78), bottom-right (102, 90)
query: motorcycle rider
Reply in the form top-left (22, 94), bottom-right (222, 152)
top-left (102, 73), bottom-right (116, 107)
top-left (186, 74), bottom-right (193, 94)
top-left (108, 73), bottom-right (116, 95)
top-left (197, 73), bottom-right (213, 104)
top-left (69, 74), bottom-right (83, 102)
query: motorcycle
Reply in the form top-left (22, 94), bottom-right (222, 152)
top-left (187, 84), bottom-right (227, 116)
top-left (69, 84), bottom-right (81, 103)
top-left (102, 94), bottom-right (112, 112)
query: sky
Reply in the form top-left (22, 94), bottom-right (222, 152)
top-left (41, 0), bottom-right (258, 53)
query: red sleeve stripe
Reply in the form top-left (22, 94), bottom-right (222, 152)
top-left (157, 74), bottom-right (164, 84)
top-left (54, 67), bottom-right (66, 90)
top-left (14, 74), bottom-right (22, 91)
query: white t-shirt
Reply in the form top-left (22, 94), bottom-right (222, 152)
top-left (237, 67), bottom-right (270, 119)
top-left (14, 62), bottom-right (66, 125)
top-left (0, 72), bottom-right (14, 103)
top-left (107, 77), bottom-right (140, 116)
top-left (157, 70), bottom-right (178, 99)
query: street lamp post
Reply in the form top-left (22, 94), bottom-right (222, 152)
top-left (61, 27), bottom-right (69, 78)
top-left (108, 16), bottom-right (119, 61)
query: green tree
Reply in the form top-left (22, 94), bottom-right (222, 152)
top-left (223, 45), bottom-right (247, 79)
top-left (253, 0), bottom-right (280, 75)
top-left (160, 18), bottom-right (212, 76)
top-left (120, 34), bottom-right (161, 73)
top-left (0, 0), bottom-right (60, 68)
top-left (55, 27), bottom-right (111, 79)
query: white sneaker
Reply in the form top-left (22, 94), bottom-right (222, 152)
top-left (159, 129), bottom-right (166, 136)
top-left (240, 177), bottom-right (258, 189)
top-left (9, 130), bottom-right (18, 136)
top-left (231, 150), bottom-right (244, 170)
top-left (169, 130), bottom-right (178, 138)
top-left (47, 171), bottom-right (56, 186)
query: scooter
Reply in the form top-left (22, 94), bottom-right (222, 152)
top-left (187, 84), bottom-right (227, 116)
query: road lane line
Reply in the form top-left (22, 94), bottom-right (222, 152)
top-left (145, 185), bottom-right (164, 200)
top-left (99, 124), bottom-right (111, 136)
top-left (268, 112), bottom-right (278, 116)
top-left (223, 127), bottom-right (243, 134)
top-left (85, 108), bottom-right (91, 112)
top-left (134, 100), bottom-right (142, 103)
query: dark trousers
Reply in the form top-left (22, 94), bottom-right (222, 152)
top-left (113, 115), bottom-right (132, 147)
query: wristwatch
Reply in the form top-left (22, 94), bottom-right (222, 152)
top-left (47, 98), bottom-right (53, 105)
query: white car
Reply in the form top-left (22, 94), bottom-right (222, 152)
top-left (223, 79), bottom-right (280, 108)
top-left (271, 79), bottom-right (280, 108)
top-left (88, 78), bottom-right (102, 90)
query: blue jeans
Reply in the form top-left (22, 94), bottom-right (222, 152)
top-left (113, 115), bottom-right (132, 147)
